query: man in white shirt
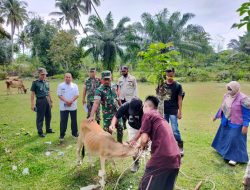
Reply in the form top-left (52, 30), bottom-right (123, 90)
top-left (57, 73), bottom-right (79, 141)
top-left (117, 66), bottom-right (138, 129)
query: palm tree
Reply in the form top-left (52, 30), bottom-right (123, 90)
top-left (134, 8), bottom-right (211, 57)
top-left (79, 0), bottom-right (101, 20)
top-left (228, 32), bottom-right (250, 54)
top-left (80, 12), bottom-right (137, 72)
top-left (0, 0), bottom-right (28, 61)
top-left (50, 0), bottom-right (77, 29)
top-left (50, 0), bottom-right (87, 34)
top-left (17, 30), bottom-right (29, 54)
top-left (0, 16), bottom-right (11, 39)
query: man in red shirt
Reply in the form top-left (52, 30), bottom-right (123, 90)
top-left (131, 96), bottom-right (181, 190)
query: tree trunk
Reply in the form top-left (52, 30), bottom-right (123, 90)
top-left (91, 1), bottom-right (102, 22)
top-left (22, 44), bottom-right (25, 55)
top-left (11, 23), bottom-right (15, 62)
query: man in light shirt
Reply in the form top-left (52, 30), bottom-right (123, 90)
top-left (57, 73), bottom-right (79, 141)
top-left (117, 66), bottom-right (138, 129)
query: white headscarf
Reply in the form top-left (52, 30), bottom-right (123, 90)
top-left (221, 81), bottom-right (240, 119)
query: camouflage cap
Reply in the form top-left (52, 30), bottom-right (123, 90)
top-left (89, 68), bottom-right (96, 72)
top-left (38, 68), bottom-right (48, 75)
top-left (101, 70), bottom-right (111, 79)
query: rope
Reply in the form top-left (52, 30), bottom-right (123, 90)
top-left (113, 149), bottom-right (144, 190)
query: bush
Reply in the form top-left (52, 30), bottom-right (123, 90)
top-left (0, 70), bottom-right (7, 80)
top-left (186, 68), bottom-right (210, 82)
top-left (50, 74), bottom-right (65, 80)
top-left (216, 71), bottom-right (231, 81)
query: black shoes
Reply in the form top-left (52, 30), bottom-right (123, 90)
top-left (38, 133), bottom-right (46, 138)
top-left (46, 129), bottom-right (55, 134)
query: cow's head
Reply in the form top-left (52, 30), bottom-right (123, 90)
top-left (24, 88), bottom-right (28, 94)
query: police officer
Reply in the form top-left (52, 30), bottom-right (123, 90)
top-left (88, 71), bottom-right (123, 143)
top-left (82, 68), bottom-right (101, 124)
top-left (31, 68), bottom-right (54, 137)
top-left (117, 66), bottom-right (138, 129)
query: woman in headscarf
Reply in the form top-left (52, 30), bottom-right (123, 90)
top-left (212, 81), bottom-right (250, 166)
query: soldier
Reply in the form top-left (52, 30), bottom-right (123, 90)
top-left (88, 71), bottom-right (123, 143)
top-left (82, 68), bottom-right (101, 124)
top-left (30, 68), bottom-right (54, 137)
top-left (117, 66), bottom-right (138, 129)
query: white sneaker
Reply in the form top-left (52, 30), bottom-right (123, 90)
top-left (228, 160), bottom-right (237, 166)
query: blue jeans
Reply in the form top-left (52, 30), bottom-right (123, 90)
top-left (164, 114), bottom-right (182, 143)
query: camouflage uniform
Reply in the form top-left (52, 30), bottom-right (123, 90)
top-left (85, 76), bottom-right (101, 123)
top-left (94, 71), bottom-right (123, 143)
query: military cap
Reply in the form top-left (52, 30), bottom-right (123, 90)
top-left (101, 70), bottom-right (111, 79)
top-left (89, 68), bottom-right (96, 72)
top-left (38, 68), bottom-right (48, 75)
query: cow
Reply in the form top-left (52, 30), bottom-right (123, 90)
top-left (76, 120), bottom-right (138, 188)
top-left (5, 79), bottom-right (28, 95)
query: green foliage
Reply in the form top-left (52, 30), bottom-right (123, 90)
top-left (228, 32), bottom-right (250, 54)
top-left (233, 2), bottom-right (250, 31)
top-left (138, 42), bottom-right (180, 84)
top-left (0, 39), bottom-right (12, 65)
top-left (0, 0), bottom-right (29, 60)
top-left (25, 17), bottom-right (58, 75)
top-left (49, 30), bottom-right (82, 78)
top-left (80, 12), bottom-right (137, 73)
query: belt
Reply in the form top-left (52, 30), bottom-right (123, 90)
top-left (37, 96), bottom-right (47, 99)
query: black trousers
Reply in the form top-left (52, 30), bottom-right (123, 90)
top-left (121, 99), bottom-right (127, 129)
top-left (60, 110), bottom-right (78, 138)
top-left (139, 167), bottom-right (179, 190)
top-left (36, 98), bottom-right (52, 134)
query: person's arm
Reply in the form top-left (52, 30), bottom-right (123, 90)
top-left (140, 133), bottom-right (150, 149)
top-left (109, 116), bottom-right (118, 132)
top-left (82, 84), bottom-right (87, 104)
top-left (177, 95), bottom-right (182, 119)
top-left (31, 91), bottom-right (35, 111)
top-left (88, 99), bottom-right (100, 122)
top-left (129, 130), bottom-right (141, 146)
top-left (241, 97), bottom-right (250, 135)
top-left (70, 84), bottom-right (79, 103)
top-left (134, 78), bottom-right (138, 97)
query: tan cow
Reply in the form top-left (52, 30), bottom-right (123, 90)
top-left (5, 79), bottom-right (28, 94)
top-left (76, 120), bottom-right (138, 188)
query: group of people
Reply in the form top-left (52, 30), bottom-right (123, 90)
top-left (30, 66), bottom-right (250, 190)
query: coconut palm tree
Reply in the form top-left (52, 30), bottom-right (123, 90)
top-left (134, 8), bottom-right (211, 57)
top-left (0, 0), bottom-right (28, 61)
top-left (79, 0), bottom-right (101, 20)
top-left (80, 12), bottom-right (137, 72)
top-left (50, 0), bottom-right (76, 30)
top-left (17, 30), bottom-right (29, 54)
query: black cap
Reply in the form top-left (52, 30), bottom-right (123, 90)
top-left (165, 68), bottom-right (175, 73)
top-left (129, 98), bottom-right (143, 115)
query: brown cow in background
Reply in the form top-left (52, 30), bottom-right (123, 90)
top-left (5, 78), bottom-right (28, 94)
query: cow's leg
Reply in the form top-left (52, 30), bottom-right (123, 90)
top-left (76, 138), bottom-right (84, 165)
top-left (110, 159), bottom-right (118, 172)
top-left (98, 157), bottom-right (106, 189)
top-left (88, 153), bottom-right (94, 167)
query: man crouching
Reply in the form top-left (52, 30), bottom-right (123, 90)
top-left (131, 96), bottom-right (181, 190)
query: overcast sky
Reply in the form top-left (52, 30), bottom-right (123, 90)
top-left (8, 0), bottom-right (248, 50)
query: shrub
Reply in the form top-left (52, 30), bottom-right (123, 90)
top-left (216, 71), bottom-right (231, 81)
top-left (0, 70), bottom-right (7, 80)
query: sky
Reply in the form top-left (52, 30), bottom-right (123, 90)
top-left (6, 0), bottom-right (248, 50)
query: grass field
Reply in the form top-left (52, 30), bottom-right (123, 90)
top-left (0, 80), bottom-right (250, 190)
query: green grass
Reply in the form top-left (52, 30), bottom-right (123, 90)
top-left (0, 80), bottom-right (250, 190)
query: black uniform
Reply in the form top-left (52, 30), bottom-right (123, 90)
top-left (31, 79), bottom-right (53, 135)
